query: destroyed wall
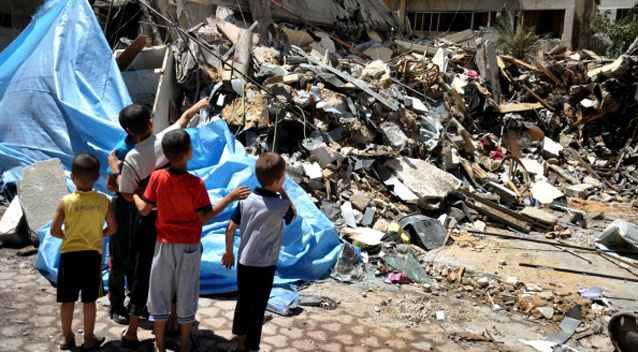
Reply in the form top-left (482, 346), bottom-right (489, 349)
top-left (157, 0), bottom-right (400, 34)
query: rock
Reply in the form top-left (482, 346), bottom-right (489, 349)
top-left (536, 306), bottom-right (555, 319)
top-left (363, 47), bottom-right (393, 61)
top-left (539, 291), bottom-right (554, 300)
top-left (505, 277), bottom-right (519, 285)
top-left (350, 191), bottom-right (372, 211)
top-left (373, 219), bottom-right (389, 233)
top-left (476, 277), bottom-right (490, 288)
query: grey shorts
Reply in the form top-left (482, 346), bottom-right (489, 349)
top-left (147, 242), bottom-right (202, 324)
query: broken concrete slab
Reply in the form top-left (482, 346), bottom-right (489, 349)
top-left (520, 158), bottom-right (544, 175)
top-left (385, 157), bottom-right (462, 201)
top-left (565, 183), bottom-right (595, 198)
top-left (542, 137), bottom-right (563, 158)
top-left (18, 159), bottom-right (68, 242)
top-left (530, 180), bottom-right (564, 204)
top-left (0, 197), bottom-right (22, 236)
top-left (520, 207), bottom-right (558, 227)
top-left (379, 122), bottom-right (408, 149)
top-left (340, 201), bottom-right (357, 228)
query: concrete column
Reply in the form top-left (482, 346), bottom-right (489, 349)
top-left (399, 0), bottom-right (407, 26)
top-left (563, 6), bottom-right (576, 47)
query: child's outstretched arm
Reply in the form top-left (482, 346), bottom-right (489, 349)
top-left (280, 188), bottom-right (297, 222)
top-left (132, 194), bottom-right (153, 216)
top-left (175, 98), bottom-right (210, 128)
top-left (222, 220), bottom-right (237, 269)
top-left (103, 203), bottom-right (117, 236)
top-left (107, 151), bottom-right (122, 193)
top-left (51, 201), bottom-right (65, 238)
top-left (197, 187), bottom-right (250, 224)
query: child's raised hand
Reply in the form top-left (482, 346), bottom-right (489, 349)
top-left (221, 251), bottom-right (234, 269)
top-left (229, 187), bottom-right (251, 201)
top-left (108, 151), bottom-right (121, 173)
top-left (195, 98), bottom-right (210, 110)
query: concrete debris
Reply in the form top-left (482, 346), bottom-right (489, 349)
top-left (88, 3), bottom-right (638, 349)
top-left (18, 159), bottom-right (68, 244)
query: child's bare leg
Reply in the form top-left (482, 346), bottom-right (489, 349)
top-left (124, 315), bottom-right (140, 340)
top-left (168, 303), bottom-right (178, 332)
top-left (60, 302), bottom-right (74, 342)
top-left (154, 320), bottom-right (167, 352)
top-left (83, 302), bottom-right (97, 341)
top-left (179, 322), bottom-right (192, 352)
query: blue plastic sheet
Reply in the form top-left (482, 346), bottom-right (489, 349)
top-left (1, 0), bottom-right (342, 294)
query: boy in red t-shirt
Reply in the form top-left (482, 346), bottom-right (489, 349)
top-left (133, 129), bottom-right (249, 352)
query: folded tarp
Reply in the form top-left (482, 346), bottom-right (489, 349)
top-left (2, 0), bottom-right (342, 294)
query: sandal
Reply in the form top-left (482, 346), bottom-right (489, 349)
top-left (59, 336), bottom-right (76, 350)
top-left (81, 336), bottom-right (105, 351)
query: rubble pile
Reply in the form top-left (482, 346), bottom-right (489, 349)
top-left (106, 3), bottom-right (638, 325)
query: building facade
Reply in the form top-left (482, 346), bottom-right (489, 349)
top-left (385, 0), bottom-right (638, 47)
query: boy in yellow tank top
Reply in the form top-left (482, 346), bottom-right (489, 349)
top-left (51, 153), bottom-right (117, 350)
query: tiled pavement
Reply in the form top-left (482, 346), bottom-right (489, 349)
top-left (0, 248), bottom-right (491, 351)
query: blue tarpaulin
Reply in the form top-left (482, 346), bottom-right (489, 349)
top-left (0, 0), bottom-right (342, 294)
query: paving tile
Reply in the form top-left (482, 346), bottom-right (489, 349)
top-left (262, 334), bottom-right (289, 348)
top-left (292, 339), bottom-right (317, 351)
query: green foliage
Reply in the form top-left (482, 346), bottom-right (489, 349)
top-left (494, 10), bottom-right (539, 59)
top-left (592, 5), bottom-right (638, 56)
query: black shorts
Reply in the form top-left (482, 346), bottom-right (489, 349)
top-left (57, 251), bottom-right (103, 303)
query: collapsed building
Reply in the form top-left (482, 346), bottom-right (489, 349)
top-left (1, 0), bottom-right (638, 350)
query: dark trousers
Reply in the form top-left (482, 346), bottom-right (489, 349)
top-left (108, 195), bottom-right (136, 314)
top-left (232, 264), bottom-right (276, 351)
top-left (128, 211), bottom-right (157, 317)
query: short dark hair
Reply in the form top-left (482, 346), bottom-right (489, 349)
top-left (119, 104), bottom-right (152, 135)
top-left (162, 129), bottom-right (191, 162)
top-left (255, 152), bottom-right (286, 187)
top-left (71, 153), bottom-right (100, 183)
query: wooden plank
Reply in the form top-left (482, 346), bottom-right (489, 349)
top-left (500, 55), bottom-right (542, 73)
top-left (498, 102), bottom-right (543, 113)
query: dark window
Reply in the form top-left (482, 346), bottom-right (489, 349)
top-left (0, 12), bottom-right (11, 27)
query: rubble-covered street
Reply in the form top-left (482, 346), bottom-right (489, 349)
top-left (2, 0), bottom-right (638, 351)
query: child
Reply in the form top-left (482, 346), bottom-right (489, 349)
top-left (106, 115), bottom-right (137, 325)
top-left (133, 129), bottom-right (250, 352)
top-left (51, 153), bottom-right (117, 350)
top-left (222, 152), bottom-right (296, 352)
top-left (117, 99), bottom-right (209, 346)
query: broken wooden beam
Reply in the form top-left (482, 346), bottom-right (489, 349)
top-left (498, 102), bottom-right (543, 113)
